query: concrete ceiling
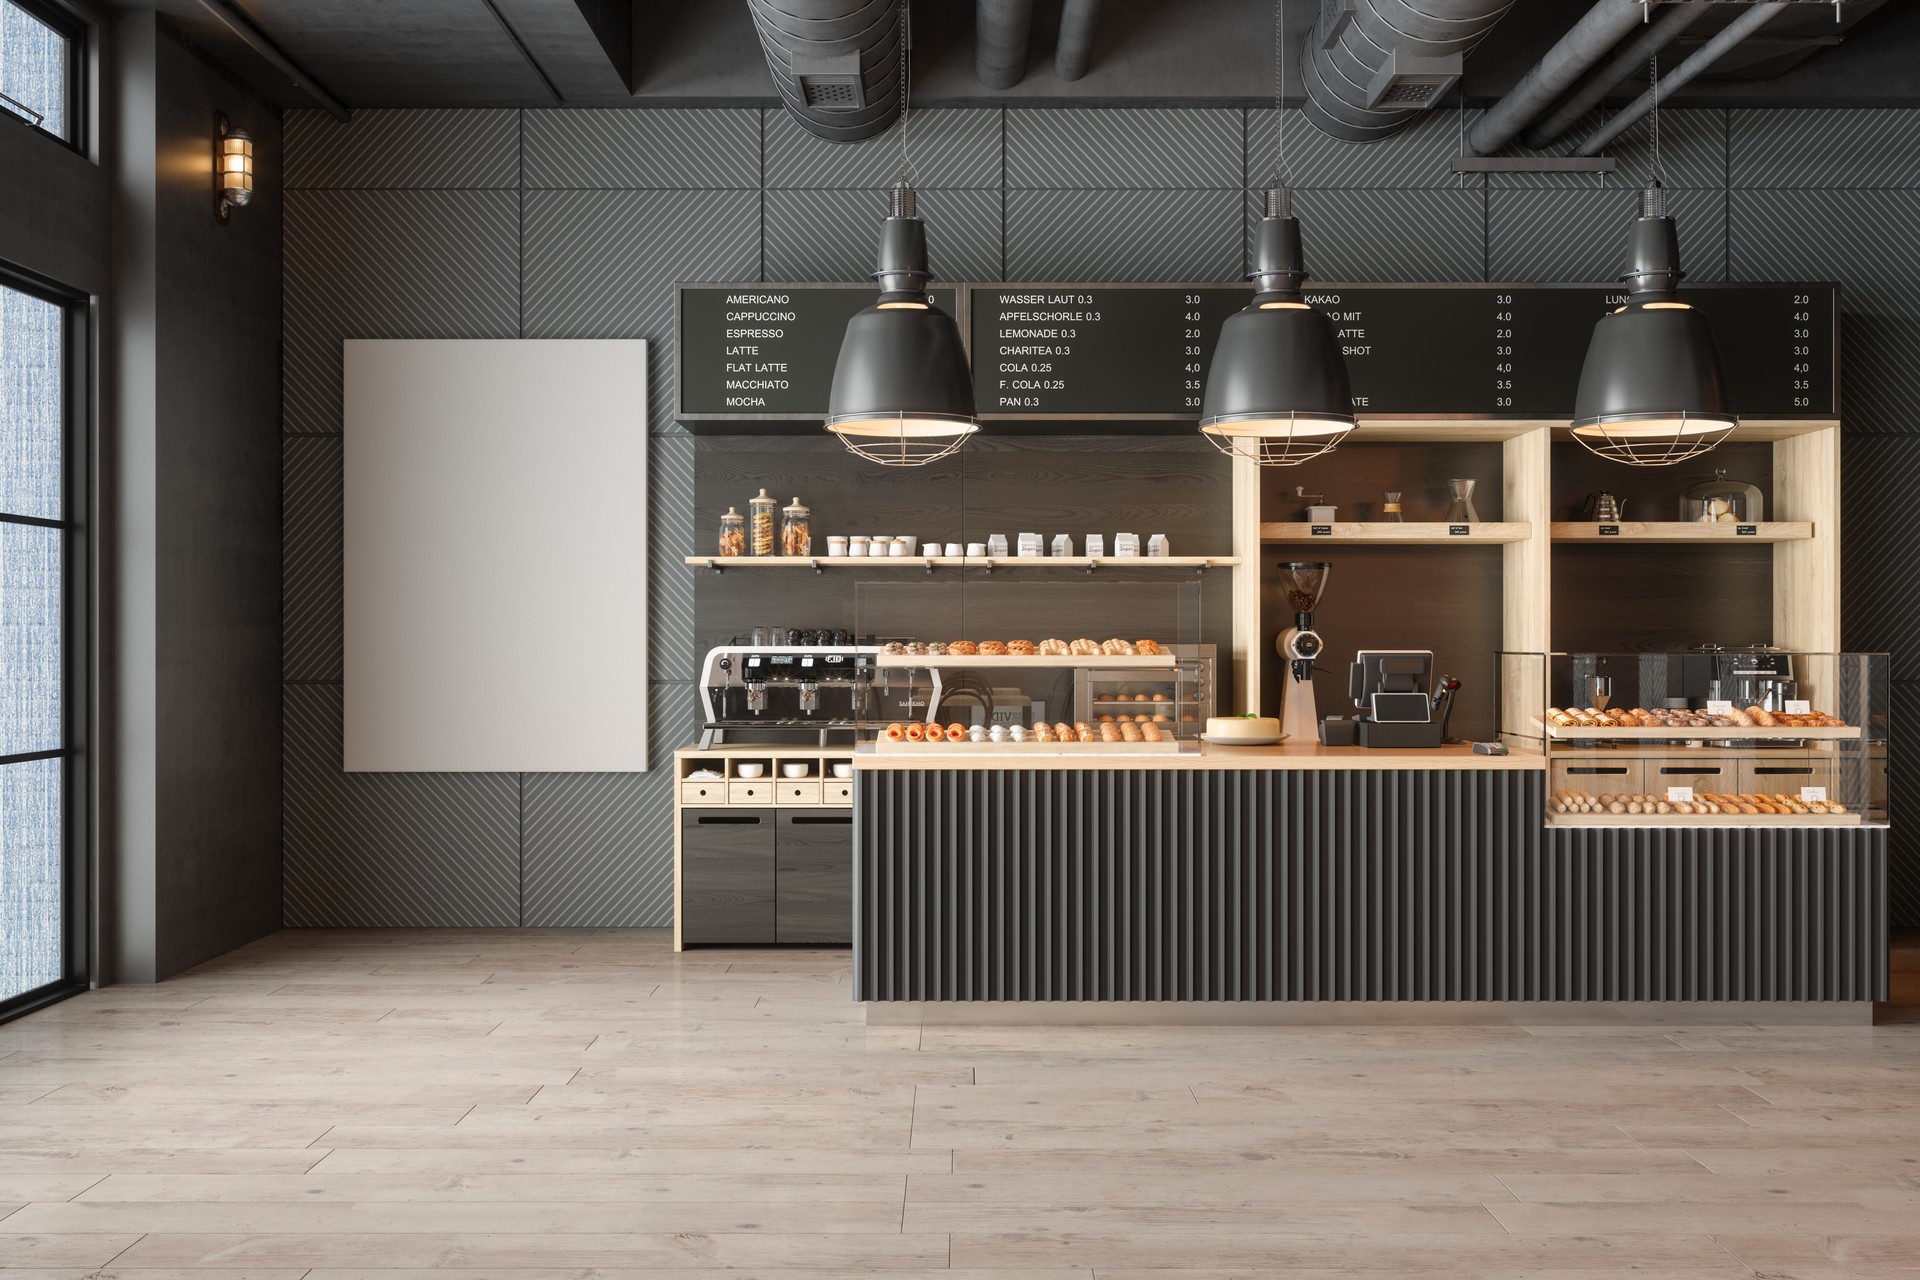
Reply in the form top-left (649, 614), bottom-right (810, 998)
top-left (133, 0), bottom-right (1920, 116)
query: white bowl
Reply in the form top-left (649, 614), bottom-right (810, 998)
top-left (781, 762), bottom-right (811, 779)
top-left (734, 762), bottom-right (765, 779)
top-left (831, 762), bottom-right (853, 779)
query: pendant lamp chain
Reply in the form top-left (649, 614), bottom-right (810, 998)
top-left (896, 0), bottom-right (913, 191)
top-left (1647, 51), bottom-right (1661, 189)
top-left (1272, 0), bottom-right (1291, 215)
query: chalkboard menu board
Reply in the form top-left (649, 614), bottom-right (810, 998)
top-left (677, 284), bottom-right (962, 420)
top-left (677, 282), bottom-right (1836, 424)
top-left (969, 283), bottom-right (1837, 420)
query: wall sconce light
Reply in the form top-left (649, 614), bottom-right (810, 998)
top-left (216, 112), bottom-right (254, 223)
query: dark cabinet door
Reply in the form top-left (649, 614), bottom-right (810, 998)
top-left (681, 810), bottom-right (776, 944)
top-left (776, 811), bottom-right (853, 944)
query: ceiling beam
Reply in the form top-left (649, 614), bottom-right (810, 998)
top-left (193, 0), bottom-right (351, 119)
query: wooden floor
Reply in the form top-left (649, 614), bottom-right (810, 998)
top-left (3, 930), bottom-right (1920, 1278)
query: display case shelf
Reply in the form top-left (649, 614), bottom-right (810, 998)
top-left (1549, 811), bottom-right (1863, 828)
top-left (1259, 522), bottom-right (1531, 544)
top-left (1549, 521), bottom-right (1814, 543)
top-left (1544, 723), bottom-right (1861, 741)
top-left (686, 555), bottom-right (1238, 571)
top-left (875, 653), bottom-right (1177, 670)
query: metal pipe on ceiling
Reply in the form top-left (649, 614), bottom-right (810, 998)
top-left (1521, 1), bottom-right (1708, 149)
top-left (1301, 0), bottom-right (1514, 144)
top-left (1466, 0), bottom-right (1647, 156)
top-left (975, 0), bottom-right (1033, 89)
top-left (746, 0), bottom-right (903, 143)
top-left (1574, 2), bottom-right (1789, 157)
top-left (1055, 0), bottom-right (1102, 81)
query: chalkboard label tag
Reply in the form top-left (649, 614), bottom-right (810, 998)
top-left (1598, 524), bottom-right (1620, 536)
top-left (1449, 524), bottom-right (1470, 536)
top-left (1311, 524), bottom-right (1332, 536)
top-left (1736, 524), bottom-right (1757, 536)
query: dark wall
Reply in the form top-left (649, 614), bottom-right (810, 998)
top-left (278, 104), bottom-right (1920, 929)
top-left (106, 14), bottom-right (283, 981)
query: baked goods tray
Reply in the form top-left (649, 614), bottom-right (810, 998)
top-left (1549, 812), bottom-right (1862, 828)
top-left (872, 739), bottom-right (1179, 755)
top-left (1543, 723), bottom-right (1860, 741)
top-left (875, 654), bottom-right (1176, 669)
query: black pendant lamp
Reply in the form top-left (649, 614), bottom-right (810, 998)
top-left (824, 0), bottom-right (975, 467)
top-left (1198, 1), bottom-right (1354, 466)
top-left (1570, 56), bottom-right (1735, 466)
top-left (825, 183), bottom-right (977, 466)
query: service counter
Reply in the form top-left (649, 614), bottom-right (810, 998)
top-left (851, 748), bottom-right (1887, 1017)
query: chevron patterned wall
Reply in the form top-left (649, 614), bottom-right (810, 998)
top-left (283, 105), bottom-right (1920, 928)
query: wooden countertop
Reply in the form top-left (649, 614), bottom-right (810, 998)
top-left (852, 741), bottom-right (1543, 771)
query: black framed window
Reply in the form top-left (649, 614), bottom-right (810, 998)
top-left (1, 265), bottom-right (86, 1020)
top-left (0, 0), bottom-right (83, 148)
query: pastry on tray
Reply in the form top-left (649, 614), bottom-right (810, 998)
top-left (979, 640), bottom-right (1008, 656)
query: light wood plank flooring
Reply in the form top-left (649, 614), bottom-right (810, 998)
top-left (3, 928), bottom-right (1918, 1278)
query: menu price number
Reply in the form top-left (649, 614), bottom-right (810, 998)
top-left (1183, 295), bottom-right (1203, 408)
top-left (1491, 294), bottom-right (1515, 408)
top-left (1791, 293), bottom-right (1815, 407)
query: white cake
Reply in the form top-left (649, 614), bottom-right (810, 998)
top-left (1204, 715), bottom-right (1284, 743)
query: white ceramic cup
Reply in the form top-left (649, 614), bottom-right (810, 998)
top-left (890, 537), bottom-right (915, 556)
top-left (781, 762), bottom-right (810, 779)
top-left (848, 536), bottom-right (868, 557)
top-left (734, 762), bottom-right (765, 779)
top-left (831, 762), bottom-right (853, 779)
top-left (826, 536), bottom-right (848, 557)
top-left (966, 542), bottom-right (987, 557)
top-left (944, 542), bottom-right (964, 556)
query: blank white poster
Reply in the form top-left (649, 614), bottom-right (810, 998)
top-left (343, 339), bottom-right (649, 772)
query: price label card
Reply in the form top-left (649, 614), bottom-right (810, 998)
top-left (1449, 524), bottom-right (1470, 536)
top-left (1800, 786), bottom-right (1828, 803)
top-left (1737, 524), bottom-right (1758, 536)
top-left (1667, 786), bottom-right (1695, 803)
top-left (1311, 524), bottom-right (1332, 536)
top-left (1785, 699), bottom-right (1811, 715)
top-left (1706, 700), bottom-right (1733, 715)
top-left (1598, 524), bottom-right (1620, 536)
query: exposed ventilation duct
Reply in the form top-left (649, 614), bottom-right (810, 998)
top-left (975, 0), bottom-right (1033, 89)
top-left (1466, 0), bottom-right (1646, 156)
top-left (1520, 1), bottom-right (1707, 150)
top-left (747, 0), bottom-right (902, 143)
top-left (1574, 2), bottom-right (1788, 156)
top-left (1301, 0), bottom-right (1515, 143)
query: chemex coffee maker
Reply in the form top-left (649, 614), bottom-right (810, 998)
top-left (698, 629), bottom-right (879, 747)
top-left (1274, 562), bottom-right (1330, 743)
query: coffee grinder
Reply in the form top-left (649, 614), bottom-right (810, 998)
top-left (1274, 562), bottom-right (1330, 743)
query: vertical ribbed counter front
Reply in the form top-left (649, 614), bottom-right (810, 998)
top-left (853, 759), bottom-right (1887, 1006)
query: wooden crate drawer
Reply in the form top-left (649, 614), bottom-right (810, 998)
top-left (1646, 759), bottom-right (1737, 797)
top-left (1553, 759), bottom-right (1645, 794)
top-left (776, 780), bottom-right (823, 806)
top-left (727, 781), bottom-right (774, 806)
top-left (1740, 757), bottom-right (1836, 796)
top-left (680, 781), bottom-right (727, 805)
top-left (824, 781), bottom-right (854, 806)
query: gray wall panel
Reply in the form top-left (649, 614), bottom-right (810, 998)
top-left (281, 105), bottom-right (1917, 931)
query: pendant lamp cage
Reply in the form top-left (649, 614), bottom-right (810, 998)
top-left (825, 1), bottom-right (977, 467)
top-left (1197, 3), bottom-right (1354, 467)
top-left (1569, 55), bottom-right (1736, 467)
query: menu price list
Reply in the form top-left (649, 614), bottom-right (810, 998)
top-left (969, 287), bottom-right (1248, 417)
top-left (677, 285), bottom-right (961, 419)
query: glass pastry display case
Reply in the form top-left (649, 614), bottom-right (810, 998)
top-left (1500, 650), bottom-right (1888, 826)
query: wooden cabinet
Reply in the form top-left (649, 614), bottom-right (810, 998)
top-left (680, 810), bottom-right (776, 944)
top-left (680, 807), bottom-right (852, 946)
top-left (776, 812), bottom-right (854, 944)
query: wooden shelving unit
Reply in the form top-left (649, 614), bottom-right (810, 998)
top-left (1261, 521), bottom-right (1530, 545)
top-left (685, 555), bottom-right (1238, 571)
top-left (1550, 521), bottom-right (1814, 543)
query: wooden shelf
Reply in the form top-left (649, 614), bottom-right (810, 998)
top-left (1545, 724), bottom-right (1861, 742)
top-left (1550, 521), bottom-right (1814, 543)
top-left (685, 555), bottom-right (1238, 571)
top-left (1261, 521), bottom-right (1530, 545)
top-left (875, 653), bottom-right (1177, 670)
top-left (1549, 811), bottom-right (1862, 828)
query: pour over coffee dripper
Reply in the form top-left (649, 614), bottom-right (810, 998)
top-left (1445, 479), bottom-right (1481, 523)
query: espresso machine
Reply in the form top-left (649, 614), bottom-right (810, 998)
top-left (698, 631), bottom-right (880, 747)
top-left (1274, 562), bottom-right (1330, 744)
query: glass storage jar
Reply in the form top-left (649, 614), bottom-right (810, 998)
top-left (748, 489), bottom-right (777, 556)
top-left (781, 496), bottom-right (811, 557)
top-left (1680, 469), bottom-right (1764, 523)
top-left (717, 506), bottom-right (746, 557)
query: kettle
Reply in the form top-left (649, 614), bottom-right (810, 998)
top-left (1580, 492), bottom-right (1625, 522)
